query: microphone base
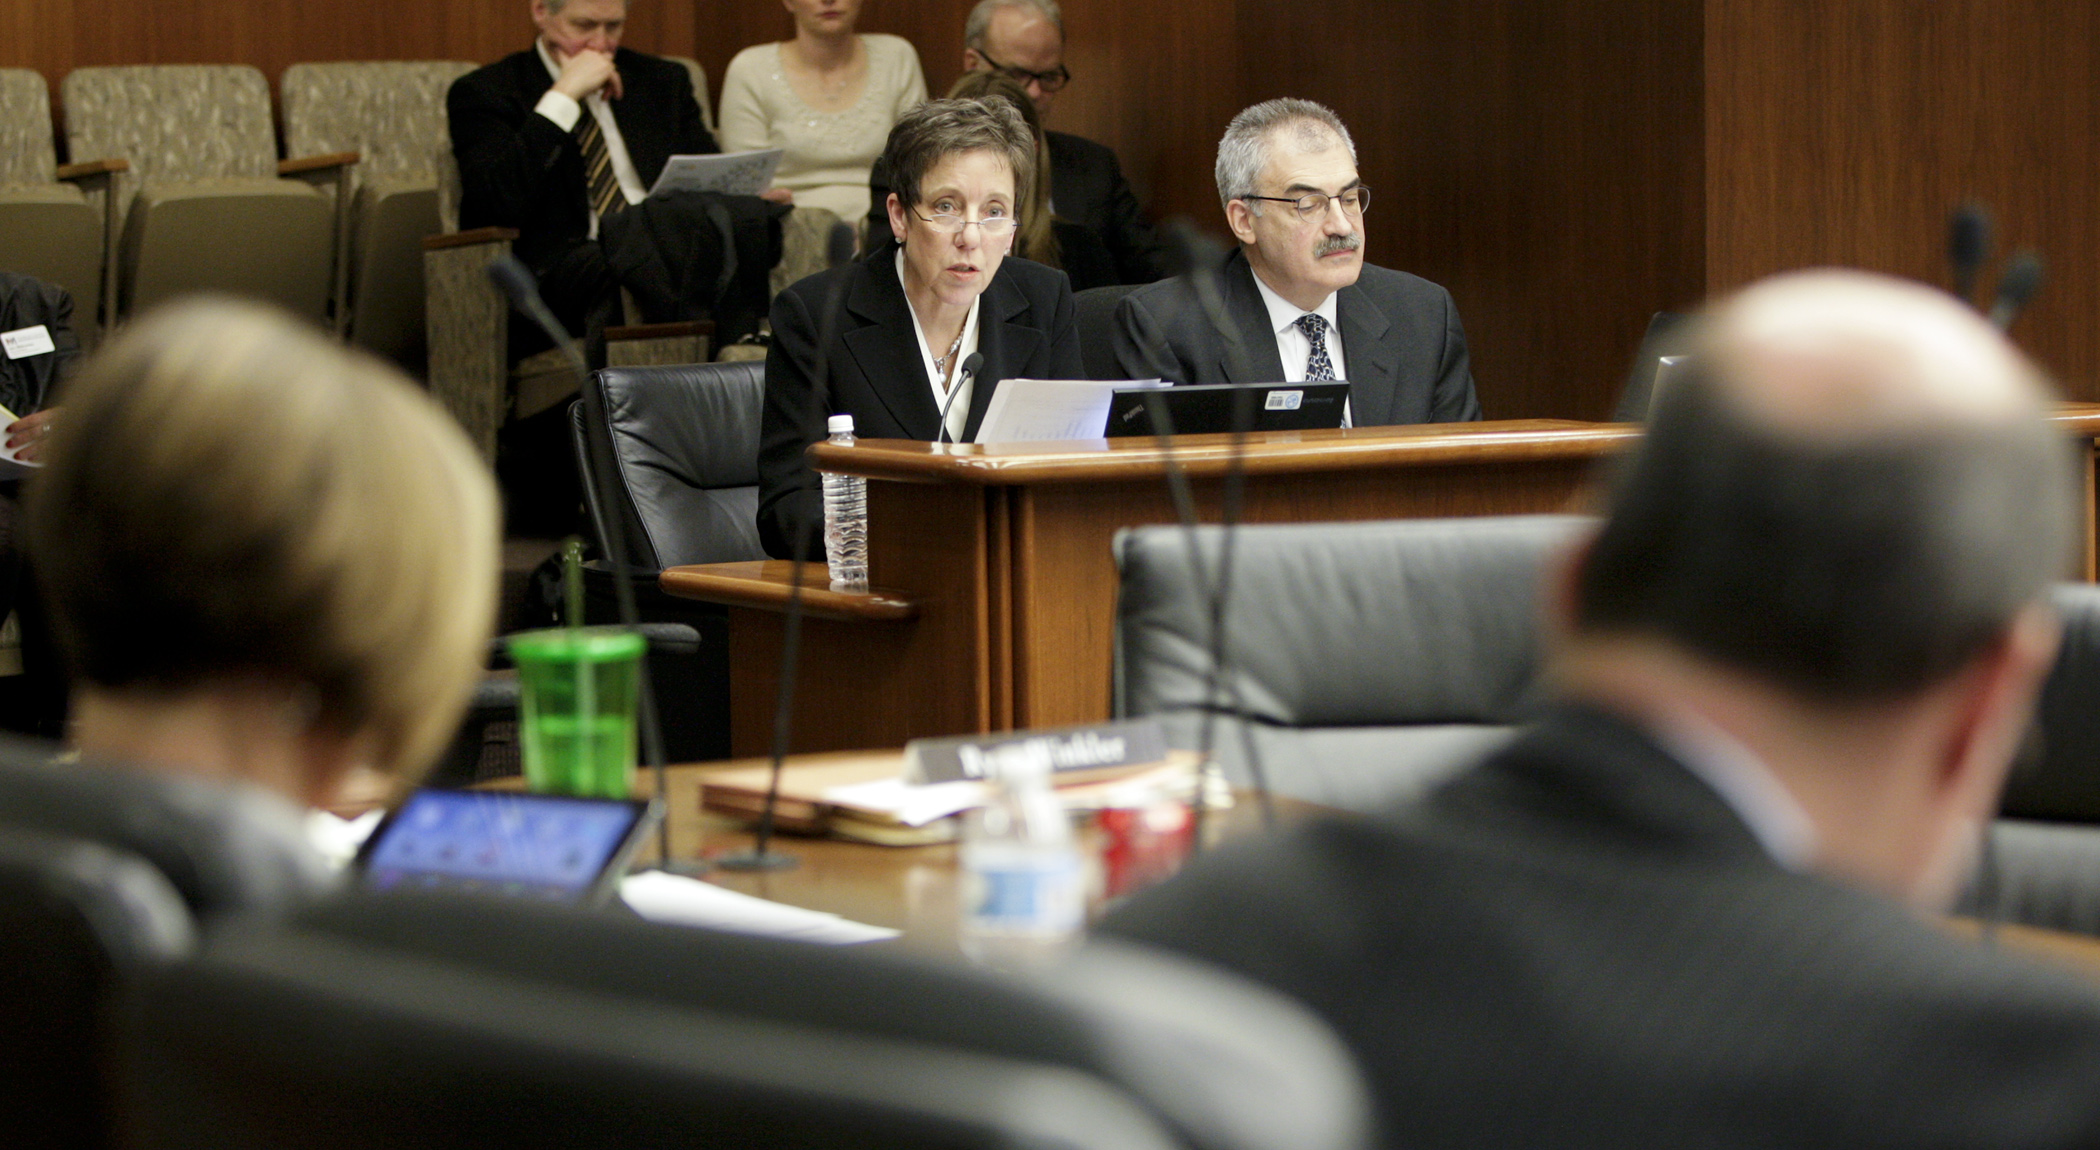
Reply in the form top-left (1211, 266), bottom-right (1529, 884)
top-left (713, 848), bottom-right (801, 872)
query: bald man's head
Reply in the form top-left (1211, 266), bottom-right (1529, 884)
top-left (1575, 270), bottom-right (2074, 701)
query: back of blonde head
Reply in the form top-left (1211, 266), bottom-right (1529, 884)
top-left (25, 298), bottom-right (500, 782)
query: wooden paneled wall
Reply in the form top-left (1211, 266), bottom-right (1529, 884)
top-left (1705, 0), bottom-right (2100, 402)
top-left (3, 1), bottom-right (2095, 415)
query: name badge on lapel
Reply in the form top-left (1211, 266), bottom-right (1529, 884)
top-left (1, 326), bottom-right (55, 360)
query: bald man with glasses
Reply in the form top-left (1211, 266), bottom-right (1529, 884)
top-left (1112, 99), bottom-right (1480, 427)
top-left (866, 0), bottom-right (1165, 285)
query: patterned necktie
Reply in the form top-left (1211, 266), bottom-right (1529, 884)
top-left (1296, 313), bottom-right (1337, 381)
top-left (574, 110), bottom-right (626, 220)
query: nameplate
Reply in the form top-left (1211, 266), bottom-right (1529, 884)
top-left (905, 719), bottom-right (1169, 785)
top-left (1, 325), bottom-right (54, 360)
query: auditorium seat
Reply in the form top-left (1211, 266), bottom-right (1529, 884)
top-left (118, 891), bottom-right (1366, 1150)
top-left (0, 69), bottom-right (121, 343)
top-left (280, 60), bottom-right (478, 368)
top-left (61, 65), bottom-right (351, 325)
top-left (426, 108), bottom-right (844, 460)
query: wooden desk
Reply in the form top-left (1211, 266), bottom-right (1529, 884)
top-left (654, 755), bottom-right (1298, 957)
top-left (665, 409), bottom-right (2100, 756)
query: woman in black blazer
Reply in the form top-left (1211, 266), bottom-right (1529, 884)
top-left (758, 97), bottom-right (1085, 560)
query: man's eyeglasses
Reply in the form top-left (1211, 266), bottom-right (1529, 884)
top-left (1241, 187), bottom-right (1372, 220)
top-left (976, 51), bottom-right (1071, 93)
top-left (913, 208), bottom-right (1020, 237)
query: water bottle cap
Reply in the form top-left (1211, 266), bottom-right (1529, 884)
top-left (827, 414), bottom-right (855, 435)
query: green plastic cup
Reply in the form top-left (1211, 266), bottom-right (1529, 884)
top-left (505, 626), bottom-right (646, 798)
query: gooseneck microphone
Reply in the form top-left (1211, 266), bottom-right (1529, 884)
top-left (1150, 220), bottom-right (1278, 841)
top-left (1948, 203), bottom-right (1992, 305)
top-left (936, 352), bottom-right (984, 446)
top-left (487, 256), bottom-right (685, 873)
top-left (1988, 252), bottom-right (2044, 333)
top-left (717, 230), bottom-right (859, 872)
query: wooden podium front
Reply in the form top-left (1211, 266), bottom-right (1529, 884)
top-left (663, 409), bottom-right (2100, 757)
top-left (665, 420), bottom-right (1633, 756)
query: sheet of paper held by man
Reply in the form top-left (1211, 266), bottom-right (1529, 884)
top-left (647, 148), bottom-right (784, 199)
top-left (0, 401), bottom-right (41, 478)
top-left (973, 379), bottom-right (1167, 443)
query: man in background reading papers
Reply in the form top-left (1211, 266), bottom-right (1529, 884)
top-left (1104, 269), bottom-right (2100, 1148)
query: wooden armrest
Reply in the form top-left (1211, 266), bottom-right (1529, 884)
top-left (55, 158), bottom-right (128, 181)
top-left (423, 227), bottom-right (519, 251)
top-left (278, 150), bottom-right (361, 176)
top-left (606, 319), bottom-right (714, 342)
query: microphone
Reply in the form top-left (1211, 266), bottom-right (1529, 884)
top-left (1988, 251), bottom-right (2044, 332)
top-left (717, 232), bottom-right (863, 872)
top-left (1150, 219), bottom-right (1278, 837)
top-left (1948, 203), bottom-right (1992, 305)
top-left (487, 256), bottom-right (687, 874)
top-left (936, 351), bottom-right (983, 445)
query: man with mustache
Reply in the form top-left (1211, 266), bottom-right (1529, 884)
top-left (1111, 99), bottom-right (1480, 427)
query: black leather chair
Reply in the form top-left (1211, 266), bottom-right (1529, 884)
top-left (0, 743), bottom-right (335, 919)
top-left (1115, 515), bottom-right (1583, 811)
top-left (564, 361), bottom-right (770, 761)
top-left (1610, 310), bottom-right (1690, 421)
top-left (118, 892), bottom-right (1367, 1150)
top-left (1114, 515), bottom-right (2100, 935)
top-left (0, 825), bottom-right (193, 1150)
top-left (1075, 283), bottom-right (1143, 380)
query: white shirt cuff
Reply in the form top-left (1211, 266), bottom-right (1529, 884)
top-left (534, 89), bottom-right (583, 133)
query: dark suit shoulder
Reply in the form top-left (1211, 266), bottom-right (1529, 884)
top-left (1045, 129), bottom-right (1118, 168)
top-left (611, 48), bottom-right (689, 86)
top-left (1350, 261), bottom-right (1457, 310)
top-left (456, 49), bottom-right (548, 98)
top-left (991, 252), bottom-right (1075, 306)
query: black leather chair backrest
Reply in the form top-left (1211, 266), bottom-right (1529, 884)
top-left (1610, 310), bottom-right (1690, 422)
top-left (579, 362), bottom-right (768, 570)
top-left (0, 825), bottom-right (192, 1150)
top-left (120, 892), bottom-right (1365, 1150)
top-left (1115, 515), bottom-right (1590, 810)
top-left (2003, 582), bottom-right (2100, 821)
top-left (1074, 283), bottom-right (1143, 380)
top-left (0, 743), bottom-right (335, 920)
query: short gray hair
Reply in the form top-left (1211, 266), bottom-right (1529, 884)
top-left (881, 97), bottom-right (1036, 214)
top-left (965, 0), bottom-right (1063, 51)
top-left (1214, 98), bottom-right (1357, 208)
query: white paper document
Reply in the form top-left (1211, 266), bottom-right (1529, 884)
top-left (0, 402), bottom-right (41, 479)
top-left (620, 870), bottom-right (900, 944)
top-left (647, 149), bottom-right (784, 198)
top-left (972, 378), bottom-right (1167, 443)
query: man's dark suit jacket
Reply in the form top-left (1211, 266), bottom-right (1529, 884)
top-left (1103, 704), bottom-right (2100, 1149)
top-left (448, 47), bottom-right (716, 272)
top-left (1110, 247), bottom-right (1481, 426)
top-left (757, 243), bottom-right (1085, 559)
top-left (864, 129), bottom-right (1165, 287)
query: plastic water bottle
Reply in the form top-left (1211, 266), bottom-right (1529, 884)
top-left (820, 414), bottom-right (867, 591)
top-left (959, 742), bottom-right (1086, 971)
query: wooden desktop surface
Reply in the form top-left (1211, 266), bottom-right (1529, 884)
top-left (439, 753), bottom-right (2100, 977)
top-left (642, 754), bottom-right (1300, 958)
top-left (664, 409), bottom-right (2100, 756)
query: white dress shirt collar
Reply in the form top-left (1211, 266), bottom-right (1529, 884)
top-left (897, 248), bottom-right (983, 444)
top-left (1646, 709), bottom-right (1819, 871)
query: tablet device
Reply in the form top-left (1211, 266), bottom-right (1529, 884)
top-left (354, 788), bottom-right (656, 905)
top-left (1105, 381), bottom-right (1351, 436)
